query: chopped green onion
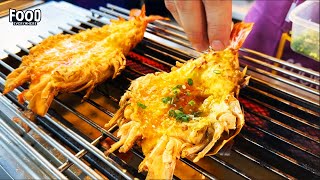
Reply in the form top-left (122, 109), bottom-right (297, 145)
top-left (186, 91), bottom-right (191, 96)
top-left (175, 109), bottom-right (183, 115)
top-left (213, 70), bottom-right (221, 74)
top-left (173, 89), bottom-right (180, 95)
top-left (169, 109), bottom-right (175, 117)
top-left (137, 102), bottom-right (147, 109)
top-left (162, 97), bottom-right (172, 104)
top-left (168, 109), bottom-right (190, 122)
top-left (187, 78), bottom-right (193, 85)
top-left (173, 85), bottom-right (182, 90)
top-left (188, 100), bottom-right (195, 106)
top-left (181, 115), bottom-right (190, 122)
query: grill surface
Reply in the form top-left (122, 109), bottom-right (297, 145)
top-left (0, 2), bottom-right (319, 180)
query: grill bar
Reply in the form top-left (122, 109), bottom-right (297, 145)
top-left (241, 61), bottom-right (319, 95)
top-left (238, 134), bottom-right (319, 177)
top-left (208, 155), bottom-right (252, 179)
top-left (241, 48), bottom-right (319, 77)
top-left (57, 135), bottom-right (102, 172)
top-left (241, 55), bottom-right (317, 85)
top-left (232, 147), bottom-right (295, 179)
top-left (0, 108), bottom-right (67, 180)
top-left (244, 117), bottom-right (319, 158)
top-left (67, 23), bottom-right (86, 31)
top-left (245, 86), bottom-right (318, 116)
top-left (242, 95), bottom-right (319, 131)
top-left (0, 81), bottom-right (104, 180)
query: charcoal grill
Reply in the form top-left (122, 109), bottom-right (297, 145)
top-left (0, 2), bottom-right (319, 180)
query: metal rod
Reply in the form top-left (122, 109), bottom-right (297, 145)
top-left (106, 3), bottom-right (185, 32)
top-left (0, 60), bottom-right (14, 72)
top-left (244, 120), bottom-right (319, 158)
top-left (232, 147), bottom-right (294, 179)
top-left (0, 93), bottom-right (104, 180)
top-left (58, 26), bottom-right (76, 35)
top-left (0, 113), bottom-right (67, 180)
top-left (67, 23), bottom-right (86, 31)
top-left (240, 48), bottom-right (319, 77)
top-left (3, 49), bottom-right (22, 61)
top-left (74, 92), bottom-right (115, 117)
top-left (243, 105), bottom-right (318, 143)
top-left (76, 19), bottom-right (99, 28)
top-left (86, 15), bottom-right (108, 25)
top-left (243, 63), bottom-right (319, 95)
top-left (241, 55), bottom-right (318, 85)
top-left (248, 76), bottom-right (318, 107)
top-left (101, 5), bottom-right (188, 40)
top-left (209, 155), bottom-right (252, 179)
top-left (144, 45), bottom-right (186, 62)
top-left (99, 7), bottom-right (127, 19)
top-left (58, 135), bottom-right (103, 172)
top-left (242, 94), bottom-right (319, 131)
top-left (238, 134), bottom-right (319, 176)
top-left (16, 44), bottom-right (30, 53)
top-left (246, 86), bottom-right (319, 117)
top-left (90, 9), bottom-right (116, 21)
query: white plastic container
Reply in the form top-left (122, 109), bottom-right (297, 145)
top-left (289, 1), bottom-right (319, 61)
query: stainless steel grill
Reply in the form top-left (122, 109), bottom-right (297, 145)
top-left (0, 2), bottom-right (319, 180)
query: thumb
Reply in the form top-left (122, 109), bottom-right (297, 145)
top-left (203, 0), bottom-right (232, 51)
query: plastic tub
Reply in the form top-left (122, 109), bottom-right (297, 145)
top-left (289, 1), bottom-right (319, 61)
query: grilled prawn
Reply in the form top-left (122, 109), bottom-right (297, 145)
top-left (105, 22), bottom-right (253, 179)
top-left (3, 5), bottom-right (166, 116)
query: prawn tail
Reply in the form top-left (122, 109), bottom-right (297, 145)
top-left (130, 4), bottom-right (169, 23)
top-left (229, 22), bottom-right (254, 50)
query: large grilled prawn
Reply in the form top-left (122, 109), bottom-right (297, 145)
top-left (105, 22), bottom-right (253, 179)
top-left (3, 5), bottom-right (166, 116)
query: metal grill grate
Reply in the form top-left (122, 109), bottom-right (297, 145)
top-left (0, 3), bottom-right (319, 180)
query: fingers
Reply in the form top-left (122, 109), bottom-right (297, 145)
top-left (203, 0), bottom-right (232, 50)
top-left (165, 0), bottom-right (232, 51)
top-left (165, 0), bottom-right (209, 51)
top-left (164, 0), bottom-right (182, 26)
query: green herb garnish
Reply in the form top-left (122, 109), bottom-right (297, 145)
top-left (168, 109), bottom-right (190, 122)
top-left (186, 91), bottom-right (191, 96)
top-left (213, 70), bottom-right (221, 74)
top-left (187, 78), bottom-right (193, 85)
top-left (173, 89), bottom-right (180, 95)
top-left (162, 97), bottom-right (172, 104)
top-left (188, 100), bottom-right (195, 106)
top-left (169, 109), bottom-right (175, 117)
top-left (137, 102), bottom-right (147, 109)
top-left (173, 85), bottom-right (182, 89)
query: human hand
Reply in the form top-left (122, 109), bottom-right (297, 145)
top-left (164, 0), bottom-right (232, 51)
